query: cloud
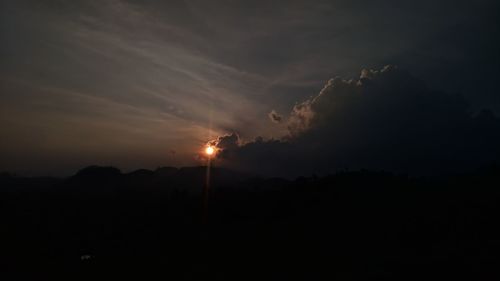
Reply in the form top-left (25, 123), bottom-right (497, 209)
top-left (210, 66), bottom-right (500, 177)
top-left (208, 133), bottom-right (240, 150)
top-left (268, 110), bottom-right (283, 123)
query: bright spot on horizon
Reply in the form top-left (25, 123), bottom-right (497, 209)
top-left (205, 146), bottom-right (215, 156)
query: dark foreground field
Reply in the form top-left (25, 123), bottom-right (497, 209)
top-left (2, 166), bottom-right (500, 280)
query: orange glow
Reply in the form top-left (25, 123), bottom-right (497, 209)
top-left (205, 146), bottom-right (215, 156)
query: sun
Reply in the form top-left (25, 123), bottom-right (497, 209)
top-left (205, 146), bottom-right (215, 156)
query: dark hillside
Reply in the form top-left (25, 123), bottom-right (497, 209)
top-left (2, 166), bottom-right (500, 280)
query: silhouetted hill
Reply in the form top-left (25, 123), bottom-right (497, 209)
top-left (63, 165), bottom-right (254, 194)
top-left (69, 166), bottom-right (122, 183)
top-left (126, 169), bottom-right (155, 178)
top-left (153, 166), bottom-right (178, 177)
top-left (1, 165), bottom-right (500, 280)
top-left (0, 172), bottom-right (61, 191)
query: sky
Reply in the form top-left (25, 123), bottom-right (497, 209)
top-left (1, 0), bottom-right (499, 176)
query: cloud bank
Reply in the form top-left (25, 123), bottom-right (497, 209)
top-left (209, 66), bottom-right (500, 177)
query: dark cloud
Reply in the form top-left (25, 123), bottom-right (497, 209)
top-left (212, 66), bottom-right (500, 177)
top-left (268, 110), bottom-right (283, 123)
top-left (209, 133), bottom-right (240, 150)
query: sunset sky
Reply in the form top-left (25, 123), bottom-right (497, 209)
top-left (1, 0), bottom-right (499, 176)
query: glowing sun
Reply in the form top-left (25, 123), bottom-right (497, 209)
top-left (205, 146), bottom-right (215, 156)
